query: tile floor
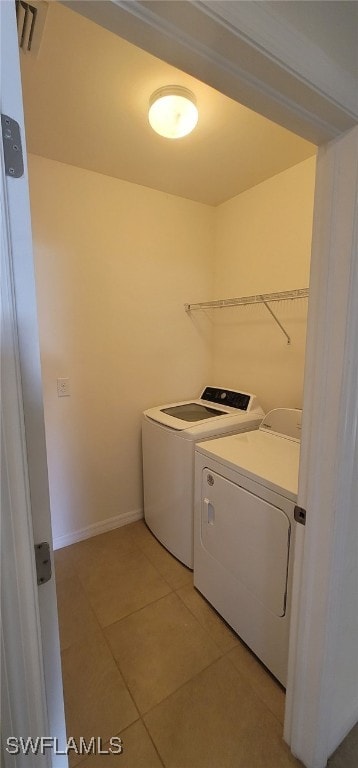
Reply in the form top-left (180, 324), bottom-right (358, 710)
top-left (54, 520), bottom-right (354, 768)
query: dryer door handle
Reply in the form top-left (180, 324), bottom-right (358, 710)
top-left (203, 498), bottom-right (215, 526)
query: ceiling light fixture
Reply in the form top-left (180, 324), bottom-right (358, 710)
top-left (148, 86), bottom-right (198, 139)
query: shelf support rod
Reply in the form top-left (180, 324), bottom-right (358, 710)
top-left (262, 300), bottom-right (291, 345)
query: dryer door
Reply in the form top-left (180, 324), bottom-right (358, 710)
top-left (201, 469), bottom-right (291, 617)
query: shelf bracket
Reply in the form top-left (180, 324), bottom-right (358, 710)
top-left (262, 300), bottom-right (291, 345)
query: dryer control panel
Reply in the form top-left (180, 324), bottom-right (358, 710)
top-left (201, 387), bottom-right (251, 411)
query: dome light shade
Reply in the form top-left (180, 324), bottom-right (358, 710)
top-left (148, 86), bottom-right (198, 139)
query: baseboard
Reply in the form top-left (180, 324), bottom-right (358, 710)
top-left (53, 509), bottom-right (144, 550)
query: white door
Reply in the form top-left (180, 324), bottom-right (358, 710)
top-left (195, 464), bottom-right (294, 685)
top-left (200, 469), bottom-right (291, 617)
top-left (1, 3), bottom-right (68, 766)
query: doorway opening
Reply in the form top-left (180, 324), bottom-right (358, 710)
top-left (18, 1), bottom-right (319, 764)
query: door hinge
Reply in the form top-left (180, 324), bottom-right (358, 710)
top-left (35, 542), bottom-right (52, 585)
top-left (1, 114), bottom-right (24, 178)
top-left (294, 505), bottom-right (306, 525)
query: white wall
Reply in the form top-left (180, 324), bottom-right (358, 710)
top-left (28, 154), bottom-right (315, 545)
top-left (28, 154), bottom-right (214, 547)
top-left (212, 157), bottom-right (316, 413)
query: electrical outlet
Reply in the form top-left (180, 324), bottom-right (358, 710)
top-left (57, 378), bottom-right (70, 397)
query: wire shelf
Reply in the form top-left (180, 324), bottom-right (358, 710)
top-left (184, 288), bottom-right (309, 344)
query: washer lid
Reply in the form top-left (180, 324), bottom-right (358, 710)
top-left (161, 403), bottom-right (226, 422)
top-left (143, 387), bottom-right (263, 432)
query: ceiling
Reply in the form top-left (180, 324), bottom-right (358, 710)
top-left (20, 1), bottom-right (316, 207)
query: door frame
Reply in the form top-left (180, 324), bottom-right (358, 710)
top-left (285, 125), bottom-right (358, 767)
top-left (1, 2), bottom-right (68, 765)
top-left (1, 140), bottom-right (51, 768)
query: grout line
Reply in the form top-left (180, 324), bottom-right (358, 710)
top-left (99, 598), bottom-right (225, 722)
top-left (174, 589), bottom-right (224, 658)
top-left (141, 653), bottom-right (231, 720)
top-left (223, 647), bottom-right (286, 730)
top-left (133, 549), bottom-right (193, 593)
top-left (100, 588), bottom-right (175, 631)
top-left (174, 584), bottom-right (242, 657)
top-left (140, 718), bottom-right (166, 767)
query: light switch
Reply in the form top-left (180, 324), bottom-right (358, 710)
top-left (57, 378), bottom-right (70, 397)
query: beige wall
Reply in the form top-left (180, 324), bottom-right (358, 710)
top-left (212, 157), bottom-right (316, 413)
top-left (28, 154), bottom-right (315, 546)
top-left (28, 155), bottom-right (214, 546)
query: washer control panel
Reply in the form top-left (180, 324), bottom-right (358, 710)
top-left (201, 387), bottom-right (251, 411)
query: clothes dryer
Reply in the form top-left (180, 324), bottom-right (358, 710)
top-left (194, 408), bottom-right (302, 685)
top-left (142, 386), bottom-right (264, 568)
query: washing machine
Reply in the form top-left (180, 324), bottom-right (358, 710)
top-left (142, 386), bottom-right (264, 568)
top-left (194, 408), bottom-right (302, 685)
